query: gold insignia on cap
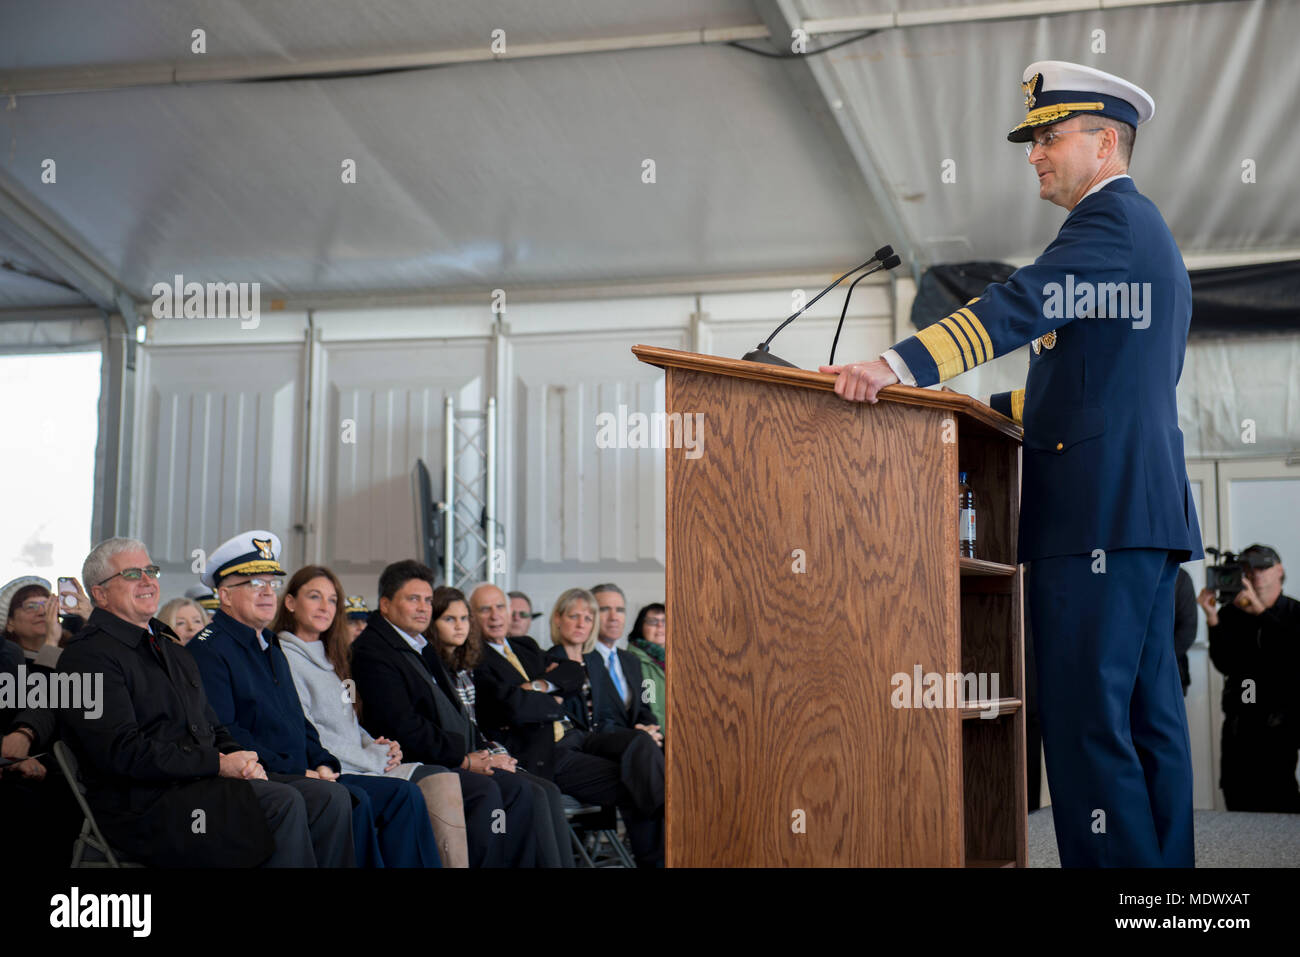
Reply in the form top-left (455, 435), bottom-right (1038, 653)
top-left (253, 537), bottom-right (275, 560)
top-left (1022, 73), bottom-right (1040, 110)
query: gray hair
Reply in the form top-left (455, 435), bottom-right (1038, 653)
top-left (590, 582), bottom-right (626, 601)
top-left (83, 537), bottom-right (150, 603)
top-left (1093, 116), bottom-right (1135, 167)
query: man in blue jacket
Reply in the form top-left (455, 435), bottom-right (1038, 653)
top-left (822, 61), bottom-right (1201, 867)
top-left (188, 529), bottom-right (440, 867)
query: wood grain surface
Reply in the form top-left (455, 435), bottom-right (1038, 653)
top-left (646, 346), bottom-right (1027, 868)
top-left (664, 365), bottom-right (962, 866)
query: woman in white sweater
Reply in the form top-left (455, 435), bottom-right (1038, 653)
top-left (273, 564), bottom-right (469, 867)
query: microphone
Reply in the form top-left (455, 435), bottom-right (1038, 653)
top-left (828, 253), bottom-right (902, 365)
top-left (742, 245), bottom-right (894, 368)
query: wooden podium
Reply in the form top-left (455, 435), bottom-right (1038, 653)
top-left (633, 345), bottom-right (1027, 867)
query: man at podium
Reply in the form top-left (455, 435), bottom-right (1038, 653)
top-left (821, 61), bottom-right (1202, 867)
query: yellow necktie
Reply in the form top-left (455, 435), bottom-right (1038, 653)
top-left (500, 643), bottom-right (564, 742)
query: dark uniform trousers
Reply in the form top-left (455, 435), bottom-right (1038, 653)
top-left (1029, 549), bottom-right (1194, 866)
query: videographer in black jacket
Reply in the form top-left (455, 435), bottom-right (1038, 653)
top-left (1198, 544), bottom-right (1300, 812)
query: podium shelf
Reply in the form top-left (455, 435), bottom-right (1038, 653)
top-left (960, 696), bottom-right (1022, 720)
top-left (959, 557), bottom-right (1017, 577)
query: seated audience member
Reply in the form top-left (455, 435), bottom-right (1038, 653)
top-left (1, 637), bottom-right (27, 733)
top-left (508, 590), bottom-right (540, 638)
top-left (542, 588), bottom-right (666, 867)
top-left (1, 637), bottom-right (83, 866)
top-left (590, 583), bottom-right (664, 742)
top-left (158, 596), bottom-right (207, 645)
top-left (276, 566), bottom-right (469, 867)
top-left (185, 584), bottom-right (219, 623)
top-left (188, 530), bottom-right (440, 868)
top-left (25, 537), bottom-right (354, 866)
top-left (469, 583), bottom-right (584, 778)
top-left (2, 575), bottom-right (91, 672)
top-left (350, 560), bottom-right (540, 867)
top-left (343, 595), bottom-right (371, 645)
top-left (627, 603), bottom-right (667, 729)
top-left (429, 585), bottom-right (573, 866)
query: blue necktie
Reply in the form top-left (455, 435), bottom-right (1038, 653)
top-left (608, 651), bottom-right (626, 704)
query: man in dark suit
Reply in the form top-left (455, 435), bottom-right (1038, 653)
top-left (471, 582), bottom-right (664, 865)
top-left (468, 583), bottom-right (584, 776)
top-left (350, 561), bottom-right (540, 867)
top-left (823, 62), bottom-right (1202, 867)
top-left (36, 537), bottom-right (353, 866)
top-left (590, 584), bottom-right (663, 739)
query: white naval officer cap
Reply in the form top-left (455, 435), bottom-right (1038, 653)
top-left (203, 529), bottom-right (285, 588)
top-left (1009, 60), bottom-right (1155, 143)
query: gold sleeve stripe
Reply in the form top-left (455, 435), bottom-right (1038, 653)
top-left (965, 297), bottom-right (981, 306)
top-left (916, 323), bottom-right (967, 381)
top-left (957, 307), bottom-right (994, 361)
top-left (1011, 389), bottom-right (1026, 425)
top-left (939, 317), bottom-right (975, 371)
top-left (946, 311), bottom-right (986, 365)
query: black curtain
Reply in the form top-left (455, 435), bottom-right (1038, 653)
top-left (911, 259), bottom-right (1300, 338)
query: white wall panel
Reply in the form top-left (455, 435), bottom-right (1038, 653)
top-left (135, 343), bottom-right (304, 594)
top-left (509, 328), bottom-right (688, 641)
top-left (308, 337), bottom-right (490, 597)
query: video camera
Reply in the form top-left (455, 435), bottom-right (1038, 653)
top-left (1204, 548), bottom-right (1248, 602)
top-left (1205, 544), bottom-right (1281, 603)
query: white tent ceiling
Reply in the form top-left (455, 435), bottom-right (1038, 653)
top-left (0, 0), bottom-right (1294, 316)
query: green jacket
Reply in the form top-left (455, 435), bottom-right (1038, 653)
top-left (626, 641), bottom-right (666, 730)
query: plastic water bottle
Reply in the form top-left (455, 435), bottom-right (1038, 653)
top-left (959, 471), bottom-right (976, 558)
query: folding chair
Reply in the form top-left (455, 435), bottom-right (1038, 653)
top-left (51, 740), bottom-right (142, 868)
top-left (561, 793), bottom-right (636, 868)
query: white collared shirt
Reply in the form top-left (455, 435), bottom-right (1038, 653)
top-left (385, 616), bottom-right (427, 654)
top-left (1082, 173), bottom-right (1130, 200)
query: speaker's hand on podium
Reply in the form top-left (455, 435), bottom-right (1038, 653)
top-left (818, 358), bottom-right (900, 404)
